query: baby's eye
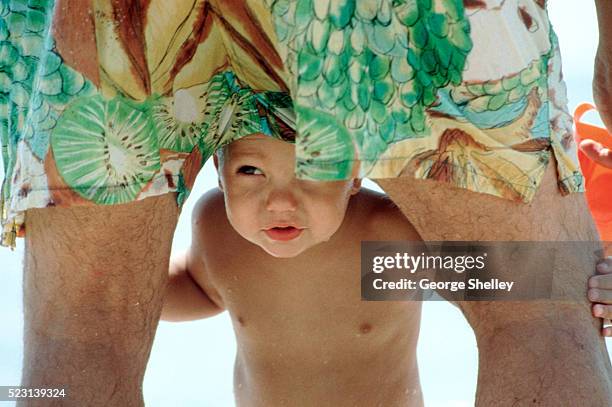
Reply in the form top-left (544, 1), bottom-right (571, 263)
top-left (237, 165), bottom-right (263, 176)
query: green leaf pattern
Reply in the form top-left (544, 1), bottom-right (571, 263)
top-left (269, 0), bottom-right (473, 175)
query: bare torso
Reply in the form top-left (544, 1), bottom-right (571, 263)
top-left (191, 189), bottom-right (423, 407)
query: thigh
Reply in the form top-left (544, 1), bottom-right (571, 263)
top-left (21, 194), bottom-right (179, 406)
top-left (376, 159), bottom-right (600, 321)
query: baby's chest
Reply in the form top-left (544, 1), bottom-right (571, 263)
top-left (205, 248), bottom-right (363, 314)
top-left (202, 248), bottom-right (418, 352)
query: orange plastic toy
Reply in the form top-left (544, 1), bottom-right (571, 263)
top-left (574, 103), bottom-right (612, 244)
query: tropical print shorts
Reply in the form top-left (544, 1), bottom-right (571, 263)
top-left (0, 0), bottom-right (583, 247)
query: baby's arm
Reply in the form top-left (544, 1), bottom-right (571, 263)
top-left (588, 257), bottom-right (612, 336)
top-left (161, 249), bottom-right (223, 322)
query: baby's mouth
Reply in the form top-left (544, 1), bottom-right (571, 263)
top-left (264, 226), bottom-right (303, 242)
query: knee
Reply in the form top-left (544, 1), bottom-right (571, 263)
top-left (462, 301), bottom-right (601, 348)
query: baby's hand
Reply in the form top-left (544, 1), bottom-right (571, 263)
top-left (580, 140), bottom-right (612, 169)
top-left (588, 257), bottom-right (612, 336)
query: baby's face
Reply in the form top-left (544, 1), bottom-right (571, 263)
top-left (217, 134), bottom-right (360, 258)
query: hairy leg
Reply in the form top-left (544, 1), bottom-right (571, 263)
top-left (19, 194), bottom-right (179, 407)
top-left (377, 162), bottom-right (612, 406)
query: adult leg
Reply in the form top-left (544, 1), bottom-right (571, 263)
top-left (377, 161), bottom-right (612, 406)
top-left (19, 194), bottom-right (179, 407)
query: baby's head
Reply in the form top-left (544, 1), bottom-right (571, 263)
top-left (214, 134), bottom-right (361, 258)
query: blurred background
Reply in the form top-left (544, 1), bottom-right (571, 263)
top-left (1, 1), bottom-right (610, 406)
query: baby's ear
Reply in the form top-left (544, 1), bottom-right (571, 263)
top-left (350, 178), bottom-right (362, 195)
top-left (213, 154), bottom-right (224, 191)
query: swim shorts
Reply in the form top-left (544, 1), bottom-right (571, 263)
top-left (0, 0), bottom-right (583, 247)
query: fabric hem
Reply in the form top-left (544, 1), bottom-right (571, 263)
top-left (0, 172), bottom-right (187, 249)
top-left (298, 152), bottom-right (584, 203)
top-left (1, 155), bottom-right (585, 249)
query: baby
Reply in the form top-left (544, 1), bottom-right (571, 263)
top-left (161, 132), bottom-right (424, 406)
top-left (162, 130), bottom-right (611, 406)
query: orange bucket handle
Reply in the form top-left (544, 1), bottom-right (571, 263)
top-left (574, 102), bottom-right (596, 125)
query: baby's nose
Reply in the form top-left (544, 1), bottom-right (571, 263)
top-left (265, 188), bottom-right (298, 212)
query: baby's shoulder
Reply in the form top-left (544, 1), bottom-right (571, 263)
top-left (190, 188), bottom-right (255, 268)
top-left (192, 188), bottom-right (225, 225)
top-left (191, 188), bottom-right (233, 244)
top-left (347, 189), bottom-right (421, 241)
